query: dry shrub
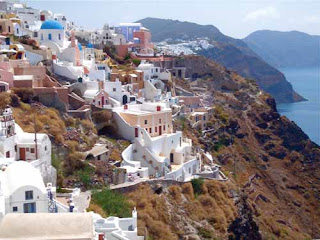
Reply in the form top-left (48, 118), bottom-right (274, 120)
top-left (64, 152), bottom-right (85, 175)
top-left (110, 148), bottom-right (122, 161)
top-left (13, 103), bottom-right (66, 144)
top-left (65, 140), bottom-right (78, 152)
top-left (198, 195), bottom-right (216, 208)
top-left (168, 185), bottom-right (182, 202)
top-left (146, 219), bottom-right (178, 240)
top-left (87, 203), bottom-right (107, 218)
top-left (0, 92), bottom-right (11, 109)
top-left (184, 200), bottom-right (207, 221)
top-left (65, 117), bottom-right (76, 127)
top-left (137, 200), bottom-right (147, 209)
top-left (80, 119), bottom-right (97, 134)
top-left (182, 182), bottom-right (194, 201)
top-left (11, 87), bottom-right (34, 103)
top-left (92, 110), bottom-right (112, 123)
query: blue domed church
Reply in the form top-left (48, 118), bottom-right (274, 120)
top-left (39, 20), bottom-right (65, 48)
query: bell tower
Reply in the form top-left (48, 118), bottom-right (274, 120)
top-left (0, 106), bottom-right (15, 138)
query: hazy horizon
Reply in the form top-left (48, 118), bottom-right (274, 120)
top-left (24, 0), bottom-right (320, 39)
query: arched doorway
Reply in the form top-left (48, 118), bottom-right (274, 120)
top-left (122, 95), bottom-right (128, 105)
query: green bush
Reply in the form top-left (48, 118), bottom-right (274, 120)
top-left (76, 164), bottom-right (94, 188)
top-left (191, 178), bottom-right (204, 196)
top-left (132, 59), bottom-right (141, 66)
top-left (91, 188), bottom-right (132, 218)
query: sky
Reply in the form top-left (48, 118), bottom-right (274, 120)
top-left (24, 0), bottom-right (320, 39)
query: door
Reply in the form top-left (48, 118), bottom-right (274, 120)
top-left (135, 128), bottom-right (138, 138)
top-left (122, 95), bottom-right (128, 105)
top-left (20, 148), bottom-right (26, 160)
top-left (101, 96), bottom-right (105, 107)
top-left (170, 153), bottom-right (174, 163)
top-left (23, 203), bottom-right (36, 213)
top-left (159, 126), bottom-right (162, 135)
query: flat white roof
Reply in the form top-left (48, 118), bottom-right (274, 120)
top-left (13, 75), bottom-right (33, 81)
top-left (191, 112), bottom-right (206, 116)
top-left (0, 213), bottom-right (94, 240)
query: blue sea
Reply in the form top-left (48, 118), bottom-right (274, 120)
top-left (277, 67), bottom-right (320, 145)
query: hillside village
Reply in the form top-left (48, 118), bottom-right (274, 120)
top-left (0, 1), bottom-right (228, 239)
top-left (0, 1), bottom-right (319, 240)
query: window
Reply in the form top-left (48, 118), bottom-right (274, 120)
top-left (8, 26), bottom-right (10, 32)
top-left (58, 33), bottom-right (61, 40)
top-left (41, 33), bottom-right (43, 41)
top-left (48, 33), bottom-right (52, 40)
top-left (155, 127), bottom-right (157, 132)
top-left (0, 85), bottom-right (5, 92)
top-left (163, 125), bottom-right (166, 131)
top-left (97, 155), bottom-right (101, 160)
top-left (45, 146), bottom-right (47, 151)
top-left (26, 148), bottom-right (29, 152)
top-left (30, 148), bottom-right (35, 153)
top-left (16, 28), bottom-right (19, 35)
top-left (25, 191), bottom-right (33, 200)
top-left (14, 145), bottom-right (17, 152)
top-left (149, 128), bottom-right (151, 133)
top-left (159, 119), bottom-right (161, 124)
top-left (6, 151), bottom-right (9, 158)
top-left (12, 206), bottom-right (18, 212)
top-left (113, 88), bottom-right (116, 92)
top-left (144, 120), bottom-right (147, 125)
top-left (23, 203), bottom-right (36, 213)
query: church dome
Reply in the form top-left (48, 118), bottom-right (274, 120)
top-left (40, 20), bottom-right (64, 30)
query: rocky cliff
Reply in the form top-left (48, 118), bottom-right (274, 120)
top-left (124, 55), bottom-right (320, 240)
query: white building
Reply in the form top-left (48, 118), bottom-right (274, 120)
top-left (113, 102), bottom-right (200, 182)
top-left (93, 208), bottom-right (144, 240)
top-left (95, 24), bottom-right (126, 46)
top-left (105, 79), bottom-right (136, 106)
top-left (137, 61), bottom-right (171, 82)
top-left (0, 106), bottom-right (56, 185)
top-left (0, 161), bottom-right (49, 218)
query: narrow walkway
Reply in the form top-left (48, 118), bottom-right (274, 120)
top-left (73, 190), bottom-right (91, 212)
top-left (110, 178), bottom-right (148, 190)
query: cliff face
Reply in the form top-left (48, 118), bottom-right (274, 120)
top-left (138, 18), bottom-right (305, 103)
top-left (125, 56), bottom-right (320, 240)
